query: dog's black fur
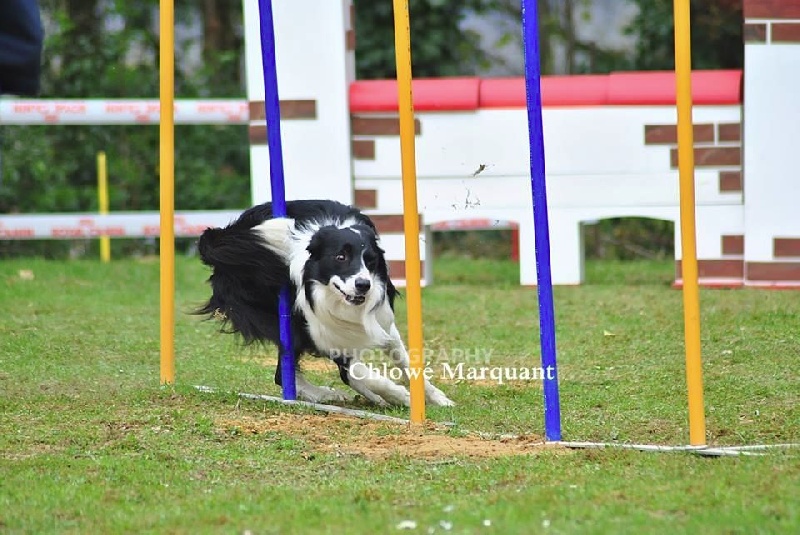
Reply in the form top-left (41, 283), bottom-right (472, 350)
top-left (196, 200), bottom-right (390, 383)
top-left (195, 199), bottom-right (453, 407)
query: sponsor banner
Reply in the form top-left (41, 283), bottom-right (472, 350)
top-left (0, 100), bottom-right (248, 125)
top-left (0, 211), bottom-right (242, 239)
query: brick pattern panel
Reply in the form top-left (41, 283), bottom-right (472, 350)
top-left (670, 147), bottom-right (741, 168)
top-left (747, 262), bottom-right (800, 281)
top-left (644, 124), bottom-right (714, 145)
top-left (675, 259), bottom-right (744, 279)
top-left (744, 0), bottom-right (800, 19)
top-left (719, 171), bottom-right (743, 192)
top-left (248, 125), bottom-right (267, 144)
top-left (248, 100), bottom-right (317, 121)
top-left (370, 214), bottom-right (422, 234)
top-left (744, 23), bottom-right (768, 42)
top-left (772, 23), bottom-right (800, 43)
top-left (645, 122), bottom-right (742, 186)
top-left (352, 139), bottom-right (375, 160)
top-left (774, 238), bottom-right (800, 257)
top-left (351, 116), bottom-right (421, 136)
top-left (717, 123), bottom-right (741, 142)
top-left (722, 235), bottom-right (744, 256)
top-left (354, 189), bottom-right (378, 209)
top-left (387, 260), bottom-right (424, 280)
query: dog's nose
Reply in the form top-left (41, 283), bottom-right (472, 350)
top-left (354, 278), bottom-right (371, 294)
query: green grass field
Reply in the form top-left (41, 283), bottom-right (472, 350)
top-left (1, 255), bottom-right (798, 534)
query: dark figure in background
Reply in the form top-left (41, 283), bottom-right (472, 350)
top-left (0, 0), bottom-right (44, 96)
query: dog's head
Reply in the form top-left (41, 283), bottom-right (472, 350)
top-left (303, 223), bottom-right (386, 307)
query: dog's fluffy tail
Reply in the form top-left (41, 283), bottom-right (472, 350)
top-left (195, 223), bottom-right (292, 343)
top-left (199, 224), bottom-right (282, 275)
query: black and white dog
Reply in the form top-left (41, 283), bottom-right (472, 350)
top-left (196, 199), bottom-right (454, 407)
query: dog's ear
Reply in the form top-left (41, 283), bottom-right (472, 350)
top-left (370, 232), bottom-right (385, 254)
top-left (306, 232), bottom-right (323, 258)
top-left (306, 226), bottom-right (334, 259)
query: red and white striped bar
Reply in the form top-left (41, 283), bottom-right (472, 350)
top-left (0, 212), bottom-right (242, 239)
top-left (0, 100), bottom-right (248, 125)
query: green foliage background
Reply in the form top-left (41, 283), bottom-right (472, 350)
top-left (1, 0), bottom-right (742, 259)
top-left (1, 0), bottom-right (250, 217)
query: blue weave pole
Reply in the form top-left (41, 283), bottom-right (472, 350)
top-left (256, 0), bottom-right (295, 400)
top-left (521, 0), bottom-right (562, 441)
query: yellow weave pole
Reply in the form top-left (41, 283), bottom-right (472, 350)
top-left (673, 0), bottom-right (706, 446)
top-left (392, 0), bottom-right (425, 423)
top-left (97, 151), bottom-right (111, 263)
top-left (159, 0), bottom-right (176, 385)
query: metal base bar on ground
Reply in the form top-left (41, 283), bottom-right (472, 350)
top-left (194, 385), bottom-right (799, 454)
top-left (194, 385), bottom-right (409, 424)
top-left (557, 441), bottom-right (800, 457)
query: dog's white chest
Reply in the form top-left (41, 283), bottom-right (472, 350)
top-left (302, 299), bottom-right (394, 357)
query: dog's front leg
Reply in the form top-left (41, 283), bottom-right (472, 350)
top-left (274, 356), bottom-right (352, 403)
top-left (294, 373), bottom-right (353, 404)
top-left (386, 325), bottom-right (455, 407)
top-left (335, 353), bottom-right (411, 407)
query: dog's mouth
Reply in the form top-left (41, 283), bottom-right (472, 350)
top-left (333, 283), bottom-right (366, 305)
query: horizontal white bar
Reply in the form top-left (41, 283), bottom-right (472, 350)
top-left (0, 99), bottom-right (248, 125)
top-left (557, 441), bottom-right (800, 456)
top-left (194, 385), bottom-right (409, 424)
top-left (0, 211), bottom-right (241, 239)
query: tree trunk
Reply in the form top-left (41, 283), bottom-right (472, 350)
top-left (202, 0), bottom-right (243, 87)
top-left (562, 0), bottom-right (576, 73)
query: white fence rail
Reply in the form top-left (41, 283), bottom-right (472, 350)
top-left (0, 212), bottom-right (240, 239)
top-left (0, 99), bottom-right (248, 125)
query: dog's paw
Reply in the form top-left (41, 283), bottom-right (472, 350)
top-left (425, 385), bottom-right (455, 407)
top-left (377, 385), bottom-right (411, 407)
top-left (358, 380), bottom-right (411, 407)
top-left (297, 384), bottom-right (353, 404)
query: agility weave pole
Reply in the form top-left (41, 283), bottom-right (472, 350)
top-left (673, 0), bottom-right (706, 447)
top-left (256, 0), bottom-right (296, 400)
top-left (96, 152), bottom-right (111, 263)
top-left (159, 0), bottom-right (175, 385)
top-left (391, 0), bottom-right (427, 423)
top-left (520, 0), bottom-right (562, 442)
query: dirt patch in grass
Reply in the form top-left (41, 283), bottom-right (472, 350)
top-left (216, 413), bottom-right (560, 459)
top-left (238, 356), bottom-right (337, 373)
top-left (2, 442), bottom-right (64, 461)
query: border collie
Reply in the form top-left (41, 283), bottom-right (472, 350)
top-left (196, 199), bottom-right (454, 407)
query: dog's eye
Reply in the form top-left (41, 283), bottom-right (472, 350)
top-left (335, 252), bottom-right (348, 262)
